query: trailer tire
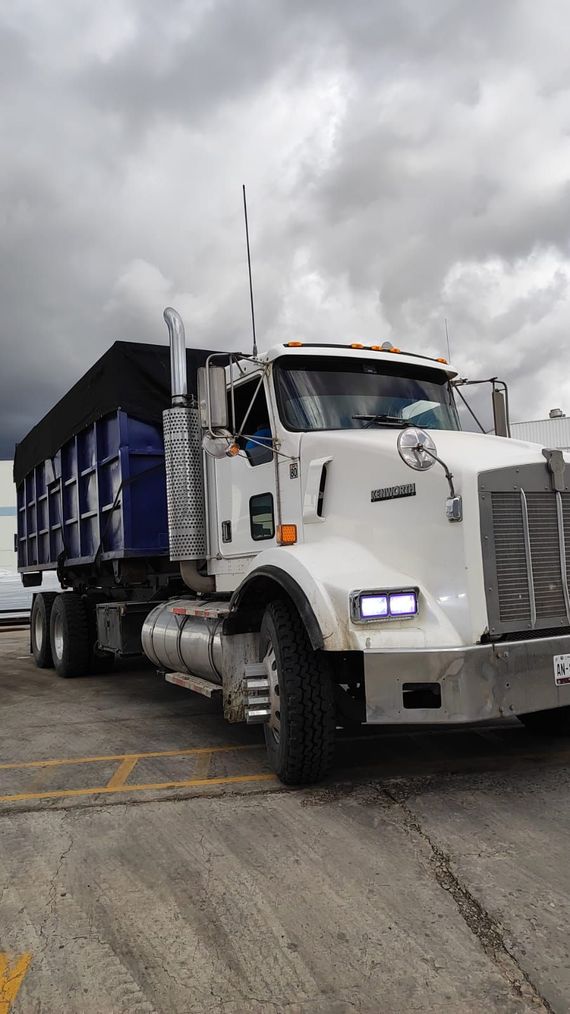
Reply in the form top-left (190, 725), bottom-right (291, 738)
top-left (519, 706), bottom-right (570, 735)
top-left (30, 592), bottom-right (58, 668)
top-left (260, 599), bottom-right (335, 785)
top-left (50, 593), bottom-right (90, 678)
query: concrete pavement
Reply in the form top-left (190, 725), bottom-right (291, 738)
top-left (1, 628), bottom-right (569, 1012)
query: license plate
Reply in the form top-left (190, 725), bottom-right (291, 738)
top-left (553, 654), bottom-right (570, 685)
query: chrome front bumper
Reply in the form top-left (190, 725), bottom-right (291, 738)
top-left (364, 634), bottom-right (570, 724)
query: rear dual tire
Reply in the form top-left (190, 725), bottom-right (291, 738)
top-left (50, 593), bottom-right (91, 678)
top-left (31, 592), bottom-right (58, 668)
top-left (48, 593), bottom-right (115, 677)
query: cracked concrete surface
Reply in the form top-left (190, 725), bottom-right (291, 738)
top-left (382, 783), bottom-right (554, 1012)
top-left (1, 776), bottom-right (568, 1012)
top-left (2, 630), bottom-right (570, 1012)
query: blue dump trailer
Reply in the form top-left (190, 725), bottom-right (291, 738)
top-left (16, 410), bottom-right (169, 575)
top-left (14, 338), bottom-right (212, 671)
top-left (14, 340), bottom-right (211, 583)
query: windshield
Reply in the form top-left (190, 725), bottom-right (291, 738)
top-left (274, 356), bottom-right (460, 432)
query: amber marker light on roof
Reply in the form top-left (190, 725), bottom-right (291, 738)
top-left (277, 524), bottom-right (298, 545)
top-left (370, 345), bottom-right (381, 351)
top-left (350, 343), bottom-right (365, 349)
top-left (436, 357), bottom-right (448, 364)
top-left (287, 341), bottom-right (303, 347)
top-left (388, 347), bottom-right (401, 354)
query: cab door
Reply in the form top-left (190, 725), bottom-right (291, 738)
top-left (213, 374), bottom-right (277, 558)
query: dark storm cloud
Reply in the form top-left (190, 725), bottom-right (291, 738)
top-left (1, 0), bottom-right (570, 460)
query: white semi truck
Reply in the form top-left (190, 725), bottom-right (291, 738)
top-left (17, 309), bottom-right (570, 783)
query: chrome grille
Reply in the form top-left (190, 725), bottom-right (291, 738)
top-left (491, 492), bottom-right (530, 623)
top-left (527, 493), bottom-right (566, 619)
top-left (480, 464), bottom-right (570, 637)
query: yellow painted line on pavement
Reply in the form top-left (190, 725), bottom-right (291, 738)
top-left (0, 952), bottom-right (32, 1013)
top-left (0, 772), bottom-right (276, 804)
top-left (105, 756), bottom-right (139, 788)
top-left (0, 742), bottom-right (263, 772)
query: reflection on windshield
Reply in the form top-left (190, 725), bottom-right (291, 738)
top-left (275, 356), bottom-right (460, 432)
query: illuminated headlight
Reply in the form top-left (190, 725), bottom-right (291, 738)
top-left (397, 427), bottom-right (437, 471)
top-left (361, 594), bottom-right (388, 618)
top-left (388, 592), bottom-right (417, 616)
top-left (351, 589), bottom-right (418, 622)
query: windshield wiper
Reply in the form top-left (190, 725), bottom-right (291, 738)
top-left (352, 414), bottom-right (411, 428)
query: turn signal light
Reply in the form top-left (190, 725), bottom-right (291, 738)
top-left (277, 524), bottom-right (297, 545)
top-left (226, 443), bottom-right (240, 457)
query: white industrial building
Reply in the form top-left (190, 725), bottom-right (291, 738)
top-left (510, 408), bottom-right (570, 449)
top-left (0, 460), bottom-right (58, 609)
top-left (0, 460), bottom-right (17, 574)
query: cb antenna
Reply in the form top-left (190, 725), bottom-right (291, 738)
top-left (242, 184), bottom-right (258, 357)
top-left (444, 317), bottom-right (451, 363)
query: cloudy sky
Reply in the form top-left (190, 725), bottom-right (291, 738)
top-left (1, 0), bottom-right (569, 459)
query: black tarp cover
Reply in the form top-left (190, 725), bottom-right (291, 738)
top-left (14, 341), bottom-right (214, 486)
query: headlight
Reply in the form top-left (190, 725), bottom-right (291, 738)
top-left (397, 427), bottom-right (437, 471)
top-left (351, 588), bottom-right (418, 622)
top-left (360, 594), bottom-right (388, 618)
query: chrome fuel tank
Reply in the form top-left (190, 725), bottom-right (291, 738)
top-left (141, 599), bottom-right (225, 683)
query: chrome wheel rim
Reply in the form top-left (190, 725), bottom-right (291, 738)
top-left (265, 643), bottom-right (280, 744)
top-left (52, 611), bottom-right (64, 661)
top-left (33, 608), bottom-right (44, 651)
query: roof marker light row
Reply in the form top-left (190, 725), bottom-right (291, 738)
top-left (284, 341), bottom-right (448, 365)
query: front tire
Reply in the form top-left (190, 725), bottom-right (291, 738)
top-left (519, 707), bottom-right (570, 735)
top-left (260, 599), bottom-right (335, 785)
top-left (31, 592), bottom-right (58, 668)
top-left (50, 593), bottom-right (90, 678)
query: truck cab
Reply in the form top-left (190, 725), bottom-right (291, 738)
top-left (144, 312), bottom-right (570, 783)
top-left (206, 343), bottom-right (459, 590)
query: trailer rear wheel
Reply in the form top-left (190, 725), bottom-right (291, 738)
top-left (50, 593), bottom-right (90, 678)
top-left (30, 592), bottom-right (58, 668)
top-left (260, 599), bottom-right (335, 785)
top-left (519, 707), bottom-right (570, 735)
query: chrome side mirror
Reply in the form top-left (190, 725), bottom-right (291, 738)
top-left (198, 366), bottom-right (228, 432)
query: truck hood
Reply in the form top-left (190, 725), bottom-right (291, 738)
top-left (295, 428), bottom-right (568, 649)
top-left (301, 427), bottom-right (562, 478)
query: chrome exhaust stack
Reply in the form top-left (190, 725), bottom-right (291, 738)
top-left (164, 307), bottom-right (188, 407)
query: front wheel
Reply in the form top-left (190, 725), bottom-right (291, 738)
top-left (260, 599), bottom-right (335, 785)
top-left (519, 707), bottom-right (570, 735)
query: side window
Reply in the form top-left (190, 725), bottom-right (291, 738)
top-left (229, 377), bottom-right (273, 465)
top-left (250, 493), bottom-right (275, 541)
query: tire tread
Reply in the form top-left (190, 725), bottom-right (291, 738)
top-left (31, 591), bottom-right (58, 668)
top-left (50, 593), bottom-right (90, 678)
top-left (262, 599), bottom-right (335, 785)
